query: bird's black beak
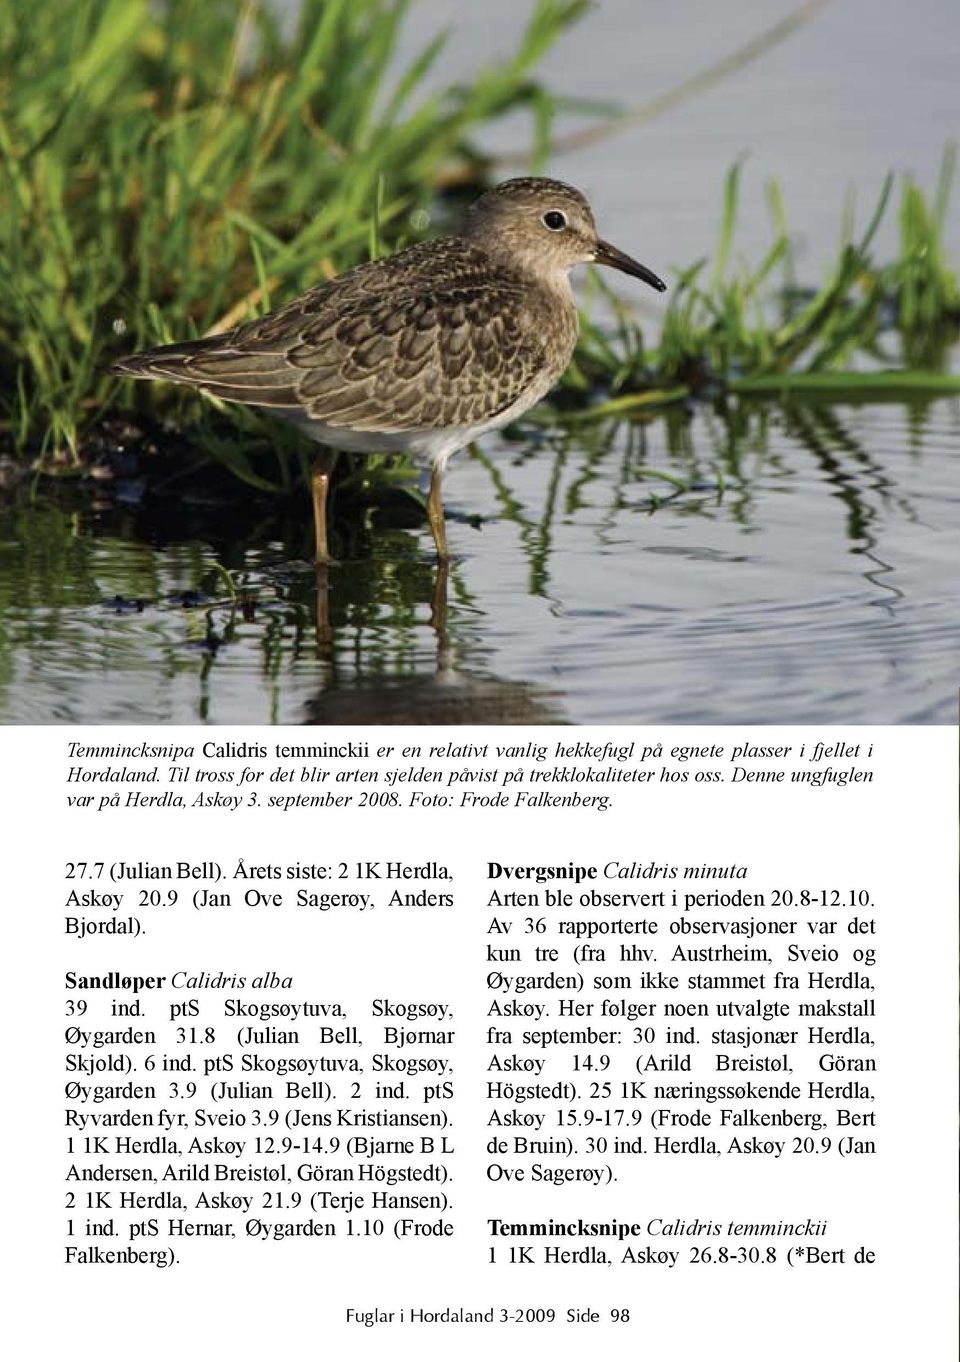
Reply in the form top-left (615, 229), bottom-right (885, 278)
top-left (594, 239), bottom-right (667, 292)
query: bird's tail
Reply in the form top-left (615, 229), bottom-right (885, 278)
top-left (110, 335), bottom-right (302, 409)
top-left (109, 337), bottom-right (218, 382)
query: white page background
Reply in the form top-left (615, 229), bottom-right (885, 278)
top-left (3, 724), bottom-right (956, 1360)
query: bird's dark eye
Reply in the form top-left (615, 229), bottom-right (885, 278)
top-left (542, 210), bottom-right (567, 231)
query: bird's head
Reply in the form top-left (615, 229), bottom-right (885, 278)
top-left (464, 177), bottom-right (666, 292)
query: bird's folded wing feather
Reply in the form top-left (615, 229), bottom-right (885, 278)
top-left (112, 242), bottom-right (551, 431)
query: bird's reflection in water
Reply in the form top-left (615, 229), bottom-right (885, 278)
top-left (305, 560), bottom-right (565, 726)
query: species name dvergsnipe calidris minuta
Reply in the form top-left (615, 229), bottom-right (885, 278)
top-left (113, 178), bottom-right (666, 561)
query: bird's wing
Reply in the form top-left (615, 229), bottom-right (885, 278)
top-left (288, 276), bottom-right (549, 433)
top-left (109, 276), bottom-right (345, 411)
top-left (111, 242), bottom-right (552, 430)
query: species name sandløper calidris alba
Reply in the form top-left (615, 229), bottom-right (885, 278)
top-left (113, 177), bottom-right (666, 561)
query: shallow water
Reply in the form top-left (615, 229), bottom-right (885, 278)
top-left (1, 395), bottom-right (957, 723)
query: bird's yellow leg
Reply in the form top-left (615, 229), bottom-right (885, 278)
top-left (426, 463), bottom-right (449, 561)
top-left (310, 452), bottom-right (336, 563)
top-left (430, 559), bottom-right (449, 637)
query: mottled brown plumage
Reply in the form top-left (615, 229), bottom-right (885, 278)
top-left (113, 178), bottom-right (665, 559)
top-left (117, 239), bottom-right (565, 435)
